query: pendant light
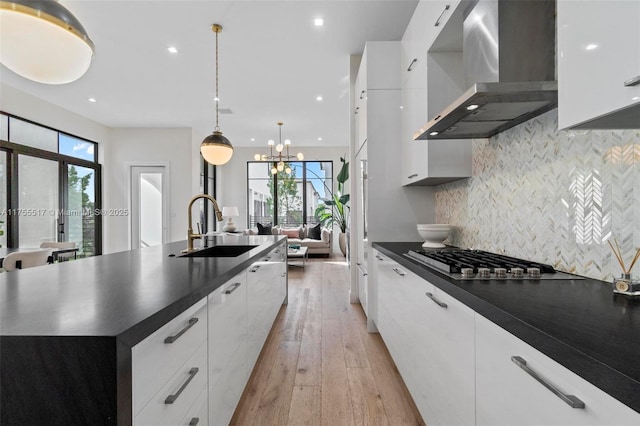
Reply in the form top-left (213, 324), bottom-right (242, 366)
top-left (0, 0), bottom-right (95, 84)
top-left (200, 24), bottom-right (234, 165)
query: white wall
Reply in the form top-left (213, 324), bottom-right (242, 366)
top-left (216, 146), bottom-right (349, 253)
top-left (106, 128), bottom-right (192, 253)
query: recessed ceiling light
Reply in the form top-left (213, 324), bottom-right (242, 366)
top-left (88, 98), bottom-right (96, 103)
top-left (316, 96), bottom-right (323, 101)
top-left (250, 138), bottom-right (255, 142)
top-left (314, 18), bottom-right (324, 27)
top-left (429, 131), bottom-right (439, 136)
top-left (318, 137), bottom-right (322, 141)
top-left (466, 104), bottom-right (479, 110)
top-left (167, 46), bottom-right (178, 54)
top-left (585, 44), bottom-right (598, 51)
top-left (400, 105), bottom-right (404, 109)
top-left (633, 96), bottom-right (639, 101)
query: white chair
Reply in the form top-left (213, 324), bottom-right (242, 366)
top-left (3, 249), bottom-right (53, 271)
top-left (40, 241), bottom-right (77, 261)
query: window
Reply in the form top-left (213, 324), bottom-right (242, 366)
top-left (198, 156), bottom-right (217, 233)
top-left (0, 112), bottom-right (102, 256)
top-left (247, 161), bottom-right (333, 228)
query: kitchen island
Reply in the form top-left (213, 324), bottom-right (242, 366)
top-left (0, 235), bottom-right (287, 425)
top-left (373, 242), bottom-right (640, 424)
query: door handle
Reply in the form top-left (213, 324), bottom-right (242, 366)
top-left (164, 318), bottom-right (198, 344)
top-left (511, 356), bottom-right (585, 408)
top-left (425, 292), bottom-right (447, 308)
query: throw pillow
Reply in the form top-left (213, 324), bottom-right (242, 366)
top-left (308, 223), bottom-right (322, 240)
top-left (282, 228), bottom-right (300, 239)
top-left (257, 222), bottom-right (272, 235)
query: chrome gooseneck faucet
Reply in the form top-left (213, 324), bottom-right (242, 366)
top-left (184, 194), bottom-right (224, 252)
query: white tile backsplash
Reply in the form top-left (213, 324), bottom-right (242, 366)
top-left (435, 110), bottom-right (640, 281)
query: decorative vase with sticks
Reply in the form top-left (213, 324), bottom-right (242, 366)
top-left (607, 238), bottom-right (640, 295)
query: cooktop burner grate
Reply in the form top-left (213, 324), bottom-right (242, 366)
top-left (404, 249), bottom-right (581, 280)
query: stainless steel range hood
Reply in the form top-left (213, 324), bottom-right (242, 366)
top-left (416, 0), bottom-right (557, 140)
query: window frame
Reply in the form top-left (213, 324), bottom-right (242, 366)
top-left (0, 112), bottom-right (102, 255)
top-left (246, 160), bottom-right (333, 229)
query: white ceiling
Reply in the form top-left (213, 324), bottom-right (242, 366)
top-left (1, 0), bottom-right (418, 148)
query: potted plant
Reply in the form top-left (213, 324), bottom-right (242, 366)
top-left (314, 156), bottom-right (350, 256)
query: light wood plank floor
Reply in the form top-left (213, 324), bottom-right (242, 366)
top-left (231, 255), bottom-right (425, 426)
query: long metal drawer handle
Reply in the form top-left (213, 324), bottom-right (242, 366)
top-left (224, 282), bottom-right (242, 295)
top-left (189, 418), bottom-right (200, 426)
top-left (164, 318), bottom-right (198, 344)
top-left (407, 58), bottom-right (417, 72)
top-left (408, 173), bottom-right (418, 179)
top-left (164, 367), bottom-right (199, 404)
top-left (360, 90), bottom-right (366, 99)
top-left (434, 4), bottom-right (450, 26)
top-left (425, 292), bottom-right (448, 308)
top-left (511, 356), bottom-right (585, 409)
top-left (376, 255), bottom-right (384, 261)
top-left (392, 267), bottom-right (405, 276)
top-left (250, 265), bottom-right (260, 273)
top-left (624, 75), bottom-right (640, 87)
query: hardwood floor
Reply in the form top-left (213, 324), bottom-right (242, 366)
top-left (231, 255), bottom-right (424, 426)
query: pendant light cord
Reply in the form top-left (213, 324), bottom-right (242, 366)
top-left (215, 27), bottom-right (220, 132)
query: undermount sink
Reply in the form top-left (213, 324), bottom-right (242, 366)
top-left (178, 245), bottom-right (257, 258)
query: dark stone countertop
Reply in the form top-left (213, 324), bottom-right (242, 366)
top-left (373, 242), bottom-right (640, 414)
top-left (0, 235), bottom-right (285, 347)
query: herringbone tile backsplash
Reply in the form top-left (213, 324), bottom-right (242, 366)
top-left (435, 110), bottom-right (640, 281)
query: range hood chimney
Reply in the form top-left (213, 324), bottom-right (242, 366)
top-left (416, 0), bottom-right (557, 140)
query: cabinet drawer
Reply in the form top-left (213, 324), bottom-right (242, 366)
top-left (135, 341), bottom-right (208, 426)
top-left (133, 298), bottom-right (207, 415)
top-left (476, 314), bottom-right (640, 426)
top-left (179, 386), bottom-right (208, 426)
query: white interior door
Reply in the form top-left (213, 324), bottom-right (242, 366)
top-left (131, 165), bottom-right (168, 249)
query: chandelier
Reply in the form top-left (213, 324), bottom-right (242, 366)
top-left (200, 23), bottom-right (234, 165)
top-left (254, 122), bottom-right (304, 175)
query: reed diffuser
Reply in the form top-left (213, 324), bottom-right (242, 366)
top-left (607, 238), bottom-right (640, 295)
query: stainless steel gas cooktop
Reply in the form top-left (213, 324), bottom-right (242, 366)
top-left (404, 249), bottom-right (582, 280)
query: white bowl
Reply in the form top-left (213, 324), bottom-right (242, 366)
top-left (417, 224), bottom-right (452, 248)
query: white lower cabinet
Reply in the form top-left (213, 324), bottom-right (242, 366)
top-left (135, 341), bottom-right (208, 426)
top-left (475, 314), bottom-right (640, 426)
top-left (374, 249), bottom-right (475, 426)
top-left (132, 241), bottom-right (287, 426)
top-left (132, 298), bottom-right (208, 423)
top-left (247, 243), bottom-right (286, 369)
top-left (208, 273), bottom-right (248, 426)
top-left (179, 387), bottom-right (208, 426)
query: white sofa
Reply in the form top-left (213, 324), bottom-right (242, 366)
top-left (244, 224), bottom-right (332, 256)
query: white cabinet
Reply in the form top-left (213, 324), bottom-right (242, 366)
top-left (374, 249), bottom-right (475, 426)
top-left (354, 67), bottom-right (367, 147)
top-left (475, 314), bottom-right (640, 426)
top-left (247, 242), bottom-right (287, 370)
top-left (132, 298), bottom-right (208, 423)
top-left (135, 342), bottom-right (208, 426)
top-left (558, 0), bottom-right (640, 129)
top-left (208, 272), bottom-right (248, 426)
top-left (400, 0), bottom-right (471, 186)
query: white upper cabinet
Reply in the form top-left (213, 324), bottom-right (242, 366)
top-left (558, 0), bottom-right (640, 129)
top-left (400, 0), bottom-right (471, 186)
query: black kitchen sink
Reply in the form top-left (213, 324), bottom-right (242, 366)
top-left (177, 245), bottom-right (257, 258)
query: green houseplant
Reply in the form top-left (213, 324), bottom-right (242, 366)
top-left (314, 156), bottom-right (349, 255)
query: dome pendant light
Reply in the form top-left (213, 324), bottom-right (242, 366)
top-left (0, 0), bottom-right (95, 84)
top-left (200, 23), bottom-right (234, 166)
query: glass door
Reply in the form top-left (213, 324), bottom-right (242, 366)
top-left (18, 154), bottom-right (59, 247)
top-left (65, 164), bottom-right (97, 257)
